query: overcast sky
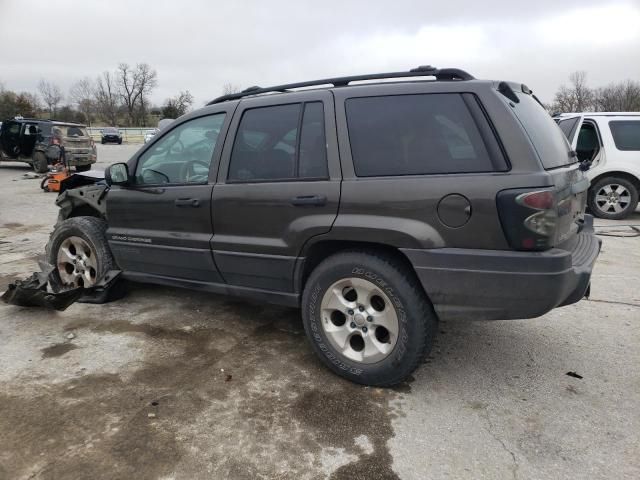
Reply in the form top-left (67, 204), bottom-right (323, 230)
top-left (1, 0), bottom-right (639, 108)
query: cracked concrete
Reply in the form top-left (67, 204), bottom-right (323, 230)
top-left (1, 146), bottom-right (639, 479)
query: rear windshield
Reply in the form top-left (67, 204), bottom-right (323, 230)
top-left (53, 125), bottom-right (88, 137)
top-left (510, 92), bottom-right (575, 169)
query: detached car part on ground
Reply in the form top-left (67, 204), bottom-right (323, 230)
top-left (0, 118), bottom-right (97, 173)
top-left (5, 67), bottom-right (601, 387)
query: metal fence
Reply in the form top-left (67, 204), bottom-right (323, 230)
top-left (87, 127), bottom-right (153, 144)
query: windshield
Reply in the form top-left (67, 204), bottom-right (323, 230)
top-left (104, 128), bottom-right (118, 134)
top-left (509, 92), bottom-right (575, 169)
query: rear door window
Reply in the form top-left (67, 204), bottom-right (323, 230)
top-left (345, 93), bottom-right (502, 177)
top-left (609, 121), bottom-right (640, 151)
top-left (228, 102), bottom-right (328, 182)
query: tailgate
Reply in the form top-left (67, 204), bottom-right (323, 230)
top-left (547, 164), bottom-right (589, 245)
top-left (507, 88), bottom-right (586, 247)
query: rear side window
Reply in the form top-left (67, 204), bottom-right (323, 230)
top-left (609, 121), bottom-right (640, 151)
top-left (345, 94), bottom-right (500, 177)
top-left (228, 102), bottom-right (328, 182)
top-left (510, 92), bottom-right (574, 169)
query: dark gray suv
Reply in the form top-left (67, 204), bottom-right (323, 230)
top-left (47, 66), bottom-right (600, 386)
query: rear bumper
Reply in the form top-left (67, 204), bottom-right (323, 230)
top-left (401, 216), bottom-right (601, 321)
top-left (66, 153), bottom-right (96, 166)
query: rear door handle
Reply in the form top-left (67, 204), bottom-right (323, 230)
top-left (290, 195), bottom-right (327, 207)
top-left (175, 198), bottom-right (200, 207)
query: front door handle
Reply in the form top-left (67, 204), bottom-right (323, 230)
top-left (290, 195), bottom-right (327, 207)
top-left (175, 198), bottom-right (200, 207)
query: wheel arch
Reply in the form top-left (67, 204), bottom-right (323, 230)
top-left (296, 239), bottom-right (421, 295)
top-left (55, 185), bottom-right (108, 222)
top-left (589, 170), bottom-right (640, 192)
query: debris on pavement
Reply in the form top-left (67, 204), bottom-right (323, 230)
top-left (66, 332), bottom-right (76, 340)
top-left (566, 371), bottom-right (584, 379)
top-left (21, 172), bottom-right (44, 180)
top-left (1, 262), bottom-right (123, 311)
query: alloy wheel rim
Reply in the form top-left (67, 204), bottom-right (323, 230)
top-left (595, 184), bottom-right (631, 214)
top-left (56, 236), bottom-right (98, 287)
top-left (320, 277), bottom-right (399, 364)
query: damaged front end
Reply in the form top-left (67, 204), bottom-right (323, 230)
top-left (1, 262), bottom-right (123, 311)
top-left (2, 171), bottom-right (123, 310)
top-left (56, 170), bottom-right (109, 222)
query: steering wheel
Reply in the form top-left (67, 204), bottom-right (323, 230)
top-left (179, 159), bottom-right (210, 183)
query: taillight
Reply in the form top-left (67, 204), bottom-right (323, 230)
top-left (516, 190), bottom-right (554, 210)
top-left (497, 188), bottom-right (558, 251)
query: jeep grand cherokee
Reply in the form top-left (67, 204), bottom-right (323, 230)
top-left (47, 66), bottom-right (600, 386)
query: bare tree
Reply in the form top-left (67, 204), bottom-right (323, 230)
top-left (569, 71), bottom-right (594, 112)
top-left (594, 80), bottom-right (640, 112)
top-left (94, 71), bottom-right (120, 126)
top-left (162, 90), bottom-right (194, 118)
top-left (70, 77), bottom-right (95, 126)
top-left (38, 79), bottom-right (64, 116)
top-left (551, 71), bottom-right (595, 113)
top-left (117, 63), bottom-right (158, 126)
top-left (222, 83), bottom-right (241, 96)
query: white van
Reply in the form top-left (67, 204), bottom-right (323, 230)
top-left (556, 113), bottom-right (640, 219)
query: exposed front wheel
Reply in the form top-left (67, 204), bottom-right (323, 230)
top-left (46, 217), bottom-right (115, 291)
top-left (588, 177), bottom-right (639, 220)
top-left (302, 250), bottom-right (437, 386)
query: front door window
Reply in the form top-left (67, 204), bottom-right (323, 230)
top-left (135, 114), bottom-right (226, 185)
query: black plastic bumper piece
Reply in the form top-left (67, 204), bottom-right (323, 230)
top-left (401, 219), bottom-right (601, 321)
top-left (1, 267), bottom-right (123, 310)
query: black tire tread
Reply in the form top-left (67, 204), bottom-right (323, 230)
top-left (46, 216), bottom-right (115, 292)
top-left (32, 151), bottom-right (48, 173)
top-left (588, 176), bottom-right (639, 220)
top-left (302, 248), bottom-right (437, 387)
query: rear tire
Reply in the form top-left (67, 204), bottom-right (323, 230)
top-left (32, 152), bottom-right (48, 173)
top-left (588, 176), bottom-right (639, 220)
top-left (301, 250), bottom-right (437, 386)
top-left (46, 217), bottom-right (115, 295)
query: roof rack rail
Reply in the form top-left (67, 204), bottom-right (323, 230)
top-left (207, 65), bottom-right (474, 105)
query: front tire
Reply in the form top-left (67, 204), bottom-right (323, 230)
top-left (32, 151), bottom-right (48, 173)
top-left (301, 250), bottom-right (437, 386)
top-left (588, 176), bottom-right (639, 220)
top-left (46, 217), bottom-right (115, 291)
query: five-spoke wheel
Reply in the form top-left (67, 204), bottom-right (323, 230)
top-left (320, 277), bottom-right (398, 364)
top-left (56, 236), bottom-right (99, 287)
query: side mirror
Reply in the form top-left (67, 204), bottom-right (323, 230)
top-left (105, 162), bottom-right (130, 186)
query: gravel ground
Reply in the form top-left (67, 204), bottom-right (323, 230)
top-left (0, 145), bottom-right (639, 480)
